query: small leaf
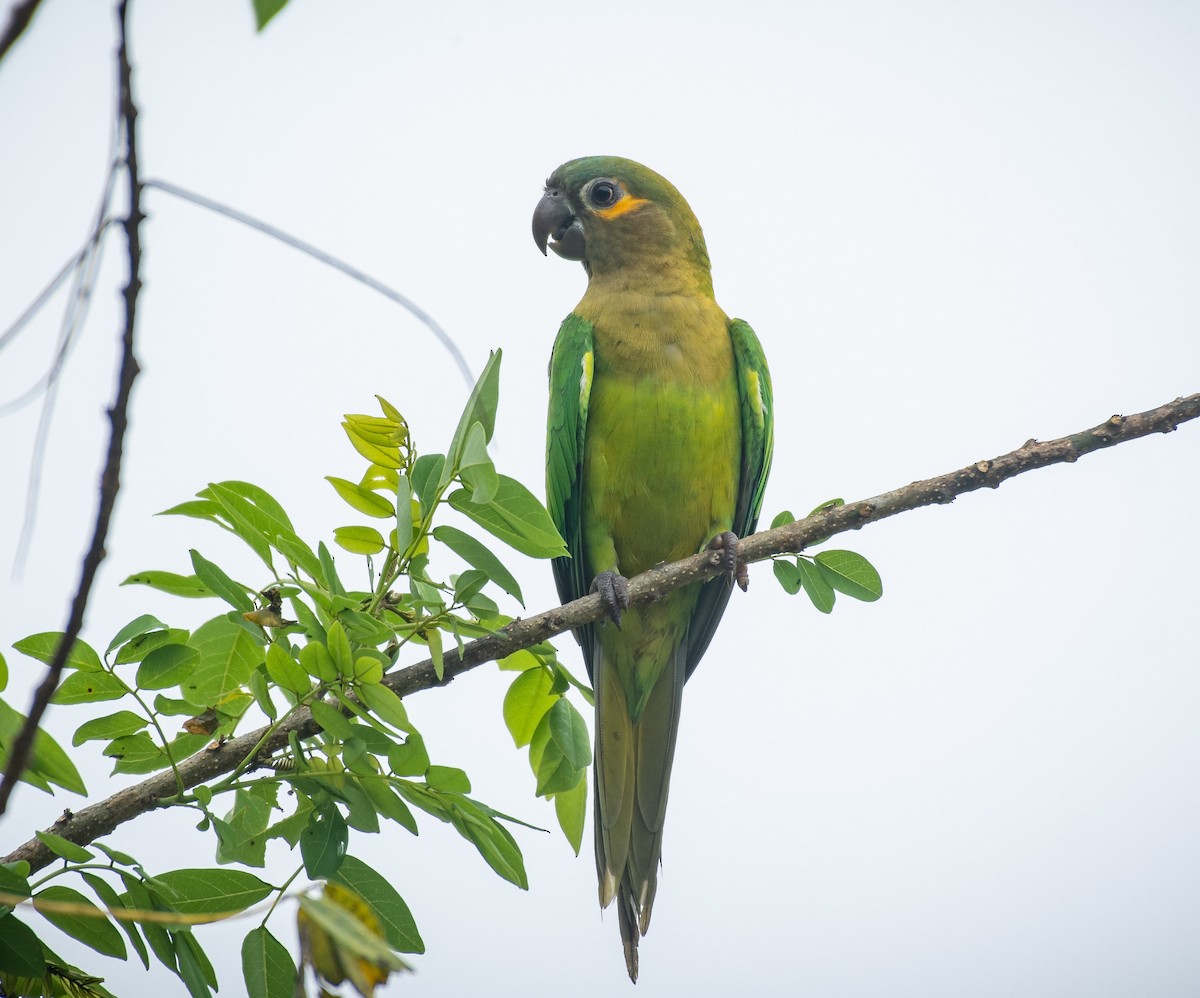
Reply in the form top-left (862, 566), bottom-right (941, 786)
top-left (72, 710), bottom-right (149, 747)
top-left (333, 525), bottom-right (385, 555)
top-left (814, 550), bottom-right (883, 602)
top-left (410, 453), bottom-right (445, 514)
top-left (798, 558), bottom-right (836, 613)
top-left (13, 633), bottom-right (102, 672)
top-left (115, 627), bottom-right (190, 665)
top-left (264, 642), bottom-right (311, 697)
top-left (331, 855), bottom-right (424, 954)
top-left (34, 830), bottom-right (94, 862)
top-left (325, 621), bottom-right (353, 677)
top-left (502, 667), bottom-right (555, 747)
top-left (772, 559), bottom-right (803, 595)
top-left (106, 614), bottom-right (168, 654)
top-left (448, 476), bottom-right (567, 559)
top-left (769, 509), bottom-right (795, 529)
top-left (0, 913), bottom-right (47, 977)
top-left (545, 698), bottom-right (591, 770)
top-left (34, 885), bottom-right (126, 958)
top-left (425, 765), bottom-right (470, 794)
top-left (122, 570), bottom-right (214, 598)
top-left (355, 682), bottom-right (410, 732)
top-left (301, 805), bottom-right (349, 879)
top-left (326, 477), bottom-right (395, 519)
top-left (310, 700), bottom-right (354, 740)
top-left (241, 925), bottom-right (297, 998)
top-left (136, 643), bottom-right (201, 690)
top-left (153, 868), bottom-right (274, 915)
top-left (183, 617), bottom-right (262, 707)
top-left (427, 628), bottom-right (444, 682)
top-left (552, 771), bottom-right (588, 855)
top-left (388, 733), bottom-right (429, 776)
top-left (189, 550), bottom-right (254, 612)
top-left (432, 525), bottom-right (524, 604)
top-left (394, 475), bottom-right (414, 556)
top-left (51, 671), bottom-right (127, 706)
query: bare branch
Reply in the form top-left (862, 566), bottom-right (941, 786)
top-left (0, 0), bottom-right (143, 818)
top-left (3, 392), bottom-right (1195, 870)
top-left (0, 0), bottom-right (43, 64)
top-left (142, 178), bottom-right (475, 389)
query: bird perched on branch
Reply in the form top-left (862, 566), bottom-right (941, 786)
top-left (533, 156), bottom-right (774, 981)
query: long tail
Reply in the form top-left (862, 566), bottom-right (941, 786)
top-left (594, 642), bottom-right (687, 982)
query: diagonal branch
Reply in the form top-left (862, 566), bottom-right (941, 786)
top-left (0, 0), bottom-right (143, 819)
top-left (0, 0), bottom-right (43, 64)
top-left (3, 392), bottom-right (1196, 871)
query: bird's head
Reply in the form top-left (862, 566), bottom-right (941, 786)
top-left (532, 156), bottom-right (711, 287)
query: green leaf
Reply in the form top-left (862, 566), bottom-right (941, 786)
top-left (355, 682), bottom-right (410, 732)
top-left (769, 509), bottom-right (795, 529)
top-left (0, 700), bottom-right (86, 794)
top-left (80, 871), bottom-right (150, 969)
top-left (432, 525), bottom-right (524, 604)
top-left (272, 529), bottom-right (325, 585)
top-left (444, 350), bottom-right (501, 487)
top-left (325, 620), bottom-right (353, 677)
top-left (34, 885), bottom-right (126, 958)
top-left (136, 643), bottom-right (201, 690)
top-left (0, 865), bottom-right (31, 918)
top-left (552, 770), bottom-right (588, 855)
top-left (333, 525), bottom-right (385, 555)
top-left (798, 558), bottom-right (836, 613)
top-left (264, 642), bottom-right (310, 697)
top-left (310, 700), bottom-right (354, 740)
top-left (300, 641), bottom-right (338, 682)
top-left (252, 0), bottom-right (290, 32)
top-left (50, 671), bottom-right (127, 706)
top-left (0, 652), bottom-right (6, 692)
top-left (530, 715), bottom-right (580, 797)
top-left (772, 558), bottom-right (803, 596)
top-left (447, 798), bottom-right (528, 889)
top-left (154, 869), bottom-right (274, 915)
top-left (326, 476), bottom-right (395, 519)
top-left (448, 475), bottom-right (567, 559)
top-left (331, 855), bottom-right (424, 954)
top-left (241, 926), bottom-right (296, 998)
top-left (342, 420), bottom-right (401, 470)
top-left (545, 698), bottom-right (591, 770)
top-left (115, 627), bottom-right (190, 665)
top-left (814, 550), bottom-right (883, 602)
top-left (359, 779), bottom-right (417, 834)
top-left (123, 570), bottom-right (214, 598)
top-left (300, 805), bottom-right (348, 879)
top-left (183, 617), bottom-right (262, 706)
top-left (205, 482), bottom-right (294, 569)
top-left (426, 627), bottom-right (444, 682)
top-left (809, 497), bottom-right (845, 516)
top-left (106, 614), bottom-right (167, 655)
top-left (394, 475), bottom-right (414, 556)
top-left (103, 733), bottom-right (166, 775)
top-left (13, 633), bottom-right (102, 672)
top-left (34, 830), bottom-right (93, 862)
top-left (0, 913), bottom-right (46, 977)
top-left (502, 668), bottom-right (555, 748)
top-left (410, 453), bottom-right (445, 514)
top-left (425, 765), bottom-right (471, 794)
top-left (72, 710), bottom-right (149, 747)
top-left (189, 550), bottom-right (254, 612)
top-left (388, 733), bottom-right (429, 777)
top-left (214, 789), bottom-right (272, 868)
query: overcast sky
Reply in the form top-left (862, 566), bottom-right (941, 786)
top-left (2, 2), bottom-right (1199, 996)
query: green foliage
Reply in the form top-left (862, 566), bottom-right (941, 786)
top-left (0, 353), bottom-right (580, 997)
top-left (769, 501), bottom-right (884, 613)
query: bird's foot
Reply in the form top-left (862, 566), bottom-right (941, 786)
top-left (590, 570), bottom-right (630, 628)
top-left (708, 530), bottom-right (749, 592)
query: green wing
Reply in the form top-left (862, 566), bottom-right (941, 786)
top-left (546, 313), bottom-right (598, 677)
top-left (684, 317), bottom-right (774, 678)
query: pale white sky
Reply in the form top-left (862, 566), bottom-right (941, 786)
top-left (2, 2), bottom-right (1199, 996)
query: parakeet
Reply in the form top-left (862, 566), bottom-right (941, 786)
top-left (533, 156), bottom-right (774, 981)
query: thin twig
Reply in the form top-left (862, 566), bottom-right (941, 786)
top-left (3, 392), bottom-right (1195, 869)
top-left (0, 0), bottom-right (143, 819)
top-left (0, 0), bottom-right (43, 64)
top-left (142, 178), bottom-right (475, 388)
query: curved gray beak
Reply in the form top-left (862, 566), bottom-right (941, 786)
top-left (533, 188), bottom-right (586, 261)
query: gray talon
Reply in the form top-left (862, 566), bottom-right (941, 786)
top-left (591, 570), bottom-right (630, 627)
top-left (709, 530), bottom-right (749, 592)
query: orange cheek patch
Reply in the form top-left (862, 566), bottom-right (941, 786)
top-left (594, 195), bottom-right (649, 221)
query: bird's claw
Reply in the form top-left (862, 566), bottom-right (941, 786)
top-left (708, 530), bottom-right (749, 592)
top-left (590, 570), bottom-right (630, 628)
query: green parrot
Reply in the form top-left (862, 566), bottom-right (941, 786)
top-left (533, 156), bottom-right (774, 981)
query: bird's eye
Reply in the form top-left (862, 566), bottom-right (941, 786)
top-left (588, 180), bottom-right (619, 208)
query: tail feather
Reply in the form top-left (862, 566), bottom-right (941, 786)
top-left (595, 642), bottom-right (688, 982)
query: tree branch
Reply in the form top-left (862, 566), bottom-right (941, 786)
top-left (3, 392), bottom-right (1196, 871)
top-left (0, 1), bottom-right (143, 819)
top-left (0, 0), bottom-right (43, 65)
